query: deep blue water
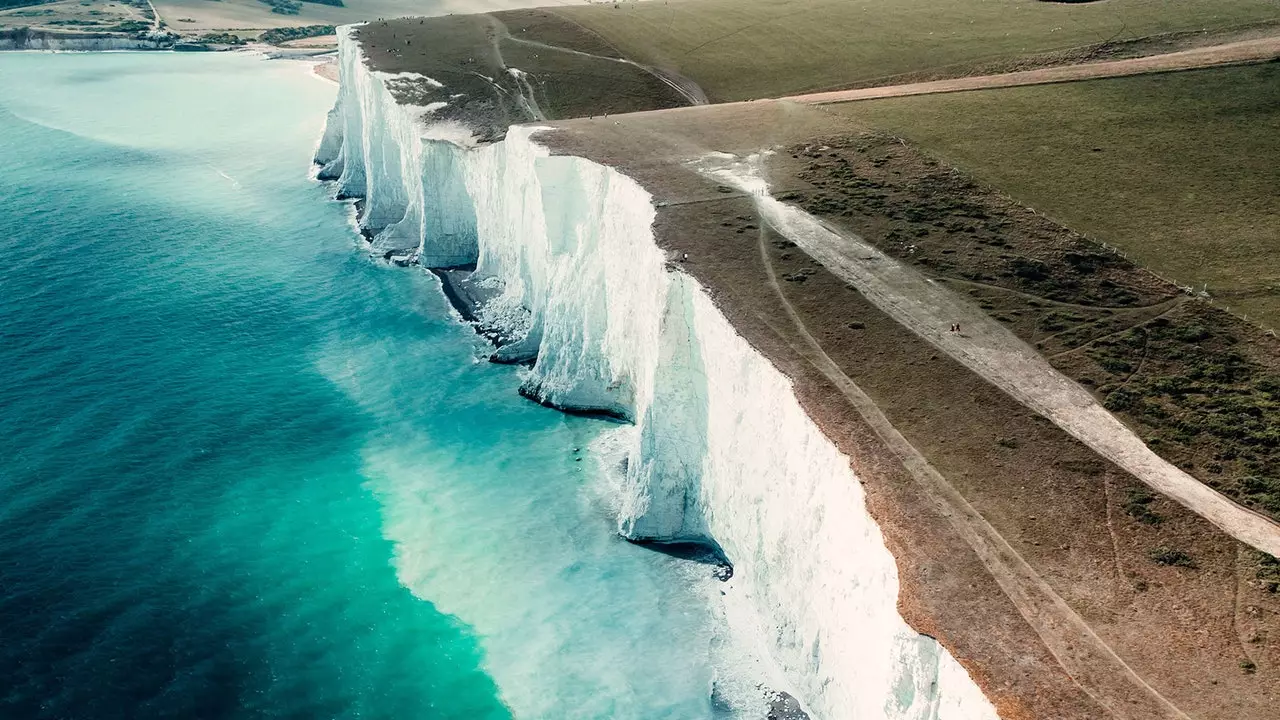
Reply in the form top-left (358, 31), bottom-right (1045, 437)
top-left (0, 53), bottom-right (721, 720)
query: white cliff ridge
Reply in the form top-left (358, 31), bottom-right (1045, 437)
top-left (316, 25), bottom-right (1001, 720)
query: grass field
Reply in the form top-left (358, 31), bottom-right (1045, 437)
top-left (831, 62), bottom-right (1280, 325)
top-left (146, 0), bottom-right (580, 31)
top-left (0, 0), bottom-right (150, 32)
top-left (762, 105), bottom-right (1280, 522)
top-left (553, 0), bottom-right (1280, 100)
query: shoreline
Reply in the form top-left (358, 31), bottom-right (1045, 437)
top-left (315, 29), bottom-right (1005, 715)
top-left (312, 56), bottom-right (339, 83)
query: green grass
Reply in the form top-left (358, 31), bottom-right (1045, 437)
top-left (555, 0), bottom-right (1280, 101)
top-left (1124, 487), bottom-right (1163, 524)
top-left (1068, 305), bottom-right (1280, 521)
top-left (258, 23), bottom-right (332, 44)
top-left (834, 63), bottom-right (1280, 325)
top-left (1149, 546), bottom-right (1196, 567)
top-left (0, 0), bottom-right (51, 9)
top-left (1258, 551), bottom-right (1280, 592)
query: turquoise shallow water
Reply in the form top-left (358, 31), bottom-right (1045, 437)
top-left (0, 53), bottom-right (724, 719)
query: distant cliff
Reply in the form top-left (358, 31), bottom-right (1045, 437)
top-left (0, 27), bottom-right (171, 51)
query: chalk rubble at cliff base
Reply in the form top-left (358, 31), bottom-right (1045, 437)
top-left (315, 26), bottom-right (1000, 720)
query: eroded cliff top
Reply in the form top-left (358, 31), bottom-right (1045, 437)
top-left (354, 11), bottom-right (691, 143)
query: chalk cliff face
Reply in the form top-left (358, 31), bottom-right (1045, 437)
top-left (0, 29), bottom-right (169, 51)
top-left (317, 25), bottom-right (1000, 720)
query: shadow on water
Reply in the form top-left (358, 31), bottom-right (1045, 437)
top-left (628, 538), bottom-right (734, 581)
top-left (0, 581), bottom-right (259, 720)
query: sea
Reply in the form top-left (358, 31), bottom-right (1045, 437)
top-left (0, 51), bottom-right (732, 720)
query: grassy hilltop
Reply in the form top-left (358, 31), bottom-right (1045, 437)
top-left (553, 0), bottom-right (1280, 99)
top-left (834, 63), bottom-right (1280, 325)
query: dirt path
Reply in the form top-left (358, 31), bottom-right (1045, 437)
top-left (698, 154), bottom-right (1280, 561)
top-left (782, 36), bottom-right (1280, 105)
top-left (491, 16), bottom-right (708, 106)
top-left (145, 0), bottom-right (162, 31)
top-left (751, 218), bottom-right (1190, 720)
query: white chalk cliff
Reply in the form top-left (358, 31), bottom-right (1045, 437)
top-left (316, 25), bottom-right (1001, 720)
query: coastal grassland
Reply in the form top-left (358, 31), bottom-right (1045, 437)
top-left (147, 0), bottom-right (575, 31)
top-left (144, 0), bottom-right (424, 30)
top-left (354, 14), bottom-right (685, 141)
top-left (550, 0), bottom-right (1280, 101)
top-left (0, 0), bottom-right (149, 32)
top-left (149, 0), bottom-right (347, 30)
top-left (766, 128), bottom-right (1280, 526)
top-left (542, 102), bottom-right (1280, 717)
top-left (829, 62), bottom-right (1280, 325)
top-left (258, 23), bottom-right (333, 44)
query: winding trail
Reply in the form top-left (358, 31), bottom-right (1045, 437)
top-left (490, 16), bottom-right (708, 106)
top-left (749, 212), bottom-right (1189, 720)
top-left (782, 36), bottom-right (1280, 105)
top-left (699, 154), bottom-right (1280, 558)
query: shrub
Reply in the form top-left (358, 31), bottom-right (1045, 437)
top-left (259, 0), bottom-right (301, 14)
top-left (1104, 387), bottom-right (1138, 411)
top-left (111, 19), bottom-right (150, 32)
top-left (258, 24), bottom-right (335, 44)
top-left (1176, 325), bottom-right (1210, 343)
top-left (1009, 258), bottom-right (1050, 282)
top-left (1124, 488), bottom-right (1162, 525)
top-left (1257, 552), bottom-right (1280, 592)
top-left (197, 32), bottom-right (246, 45)
top-left (1149, 546), bottom-right (1195, 568)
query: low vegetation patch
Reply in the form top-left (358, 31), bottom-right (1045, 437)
top-left (770, 132), bottom-right (1280, 524)
top-left (1257, 552), bottom-right (1280, 593)
top-left (1149, 546), bottom-right (1195, 568)
top-left (1123, 488), bottom-right (1162, 525)
top-left (259, 24), bottom-right (333, 45)
top-left (258, 0), bottom-right (300, 15)
top-left (110, 19), bottom-right (149, 32)
top-left (254, 0), bottom-right (341, 11)
top-left (780, 135), bottom-right (1171, 310)
top-left (196, 32), bottom-right (245, 46)
top-left (836, 64), bottom-right (1280, 325)
top-left (1069, 305), bottom-right (1280, 520)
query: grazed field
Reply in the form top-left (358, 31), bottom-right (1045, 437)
top-left (830, 62), bottom-right (1280, 325)
top-left (0, 0), bottom-right (150, 32)
top-left (553, 0), bottom-right (1280, 101)
top-left (786, 36), bottom-right (1280, 103)
top-left (146, 0), bottom-right (580, 32)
